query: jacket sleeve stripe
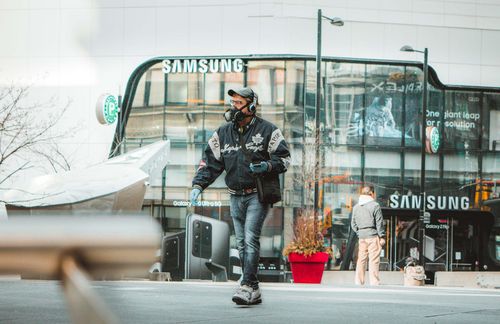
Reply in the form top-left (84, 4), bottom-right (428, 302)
top-left (208, 131), bottom-right (221, 161)
top-left (267, 128), bottom-right (285, 155)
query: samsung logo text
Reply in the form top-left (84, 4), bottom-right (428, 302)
top-left (162, 58), bottom-right (244, 74)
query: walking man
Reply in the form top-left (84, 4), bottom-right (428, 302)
top-left (190, 87), bottom-right (290, 305)
top-left (351, 185), bottom-right (386, 285)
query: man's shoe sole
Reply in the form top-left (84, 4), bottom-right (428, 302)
top-left (232, 296), bottom-right (249, 305)
top-left (250, 298), bottom-right (262, 305)
top-left (232, 296), bottom-right (262, 305)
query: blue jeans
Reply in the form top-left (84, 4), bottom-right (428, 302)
top-left (230, 193), bottom-right (269, 289)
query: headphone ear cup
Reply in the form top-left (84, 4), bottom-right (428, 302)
top-left (248, 93), bottom-right (257, 113)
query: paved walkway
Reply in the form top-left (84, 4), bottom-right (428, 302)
top-left (1, 279), bottom-right (500, 323)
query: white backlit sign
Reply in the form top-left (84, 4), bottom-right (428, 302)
top-left (173, 200), bottom-right (222, 207)
top-left (389, 194), bottom-right (469, 210)
top-left (162, 58), bottom-right (244, 74)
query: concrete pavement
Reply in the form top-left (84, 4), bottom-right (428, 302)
top-left (1, 278), bottom-right (500, 323)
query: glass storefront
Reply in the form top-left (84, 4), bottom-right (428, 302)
top-left (115, 55), bottom-right (500, 274)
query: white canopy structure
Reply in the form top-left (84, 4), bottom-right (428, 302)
top-left (3, 141), bottom-right (170, 215)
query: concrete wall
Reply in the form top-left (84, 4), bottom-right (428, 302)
top-left (322, 270), bottom-right (405, 285)
top-left (1, 0), bottom-right (499, 177)
top-left (322, 271), bottom-right (500, 288)
top-left (434, 271), bottom-right (500, 289)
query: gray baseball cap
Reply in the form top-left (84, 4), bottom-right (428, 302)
top-left (228, 87), bottom-right (255, 99)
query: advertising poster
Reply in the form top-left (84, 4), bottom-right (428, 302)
top-left (347, 70), bottom-right (418, 146)
top-left (347, 71), bottom-right (481, 150)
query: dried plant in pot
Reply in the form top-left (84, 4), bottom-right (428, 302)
top-left (283, 209), bottom-right (332, 284)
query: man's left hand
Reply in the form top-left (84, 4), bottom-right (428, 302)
top-left (249, 161), bottom-right (268, 174)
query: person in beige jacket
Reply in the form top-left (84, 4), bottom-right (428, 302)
top-left (351, 185), bottom-right (386, 285)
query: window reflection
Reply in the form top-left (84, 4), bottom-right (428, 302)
top-left (365, 149), bottom-right (402, 206)
top-left (126, 67), bottom-right (164, 141)
top-left (483, 94), bottom-right (500, 151)
top-left (120, 57), bottom-right (499, 268)
top-left (363, 65), bottom-right (405, 147)
top-left (443, 152), bottom-right (479, 201)
top-left (166, 73), bottom-right (188, 105)
top-left (326, 62), bottom-right (364, 145)
top-left (322, 147), bottom-right (361, 269)
top-left (247, 60), bottom-right (285, 128)
top-left (284, 60), bottom-right (305, 144)
top-left (404, 67), bottom-right (424, 148)
top-left (444, 91), bottom-right (481, 150)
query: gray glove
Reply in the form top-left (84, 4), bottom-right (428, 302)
top-left (249, 161), bottom-right (269, 174)
top-left (190, 188), bottom-right (201, 206)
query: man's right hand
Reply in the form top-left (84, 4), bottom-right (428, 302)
top-left (249, 161), bottom-right (269, 174)
top-left (379, 238), bottom-right (386, 246)
top-left (190, 188), bottom-right (201, 206)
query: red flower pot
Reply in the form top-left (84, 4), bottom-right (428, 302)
top-left (288, 252), bottom-right (329, 284)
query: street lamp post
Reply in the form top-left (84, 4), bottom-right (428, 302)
top-left (401, 45), bottom-right (429, 266)
top-left (314, 9), bottom-right (343, 222)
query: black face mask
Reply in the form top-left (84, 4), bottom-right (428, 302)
top-left (223, 107), bottom-right (246, 123)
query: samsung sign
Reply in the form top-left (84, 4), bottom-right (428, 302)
top-left (389, 194), bottom-right (469, 210)
top-left (162, 58), bottom-right (244, 74)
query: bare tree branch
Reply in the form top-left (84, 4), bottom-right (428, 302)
top-left (29, 142), bottom-right (73, 173)
top-left (0, 83), bottom-right (75, 196)
top-left (0, 162), bottom-right (32, 186)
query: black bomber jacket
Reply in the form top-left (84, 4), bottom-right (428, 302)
top-left (192, 117), bottom-right (291, 193)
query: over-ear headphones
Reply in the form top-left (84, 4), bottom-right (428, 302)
top-left (248, 90), bottom-right (258, 113)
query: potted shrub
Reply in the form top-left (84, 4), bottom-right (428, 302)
top-left (283, 210), bottom-right (332, 284)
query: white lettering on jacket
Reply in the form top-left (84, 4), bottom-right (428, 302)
top-left (208, 131), bottom-right (221, 161)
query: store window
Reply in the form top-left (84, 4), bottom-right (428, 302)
top-left (126, 67), bottom-right (164, 142)
top-left (322, 147), bottom-right (361, 269)
top-left (166, 73), bottom-right (188, 105)
top-left (165, 73), bottom-right (203, 143)
top-left (323, 147), bottom-right (361, 212)
top-left (403, 150), bottom-right (419, 194)
top-left (365, 149), bottom-right (402, 206)
top-left (327, 62), bottom-right (365, 145)
top-left (443, 91), bottom-right (481, 150)
top-left (404, 67), bottom-right (424, 148)
top-left (304, 60), bottom-right (319, 140)
top-left (202, 73), bottom-right (223, 143)
top-left (426, 85), bottom-right (445, 146)
top-left (364, 65), bottom-right (405, 147)
top-left (442, 151), bottom-right (479, 202)
top-left (204, 73), bottom-right (222, 106)
top-left (149, 68), bottom-right (165, 107)
top-left (482, 152), bottom-right (500, 200)
top-left (283, 60), bottom-right (305, 144)
top-left (114, 57), bottom-right (500, 276)
top-left (484, 93), bottom-right (500, 151)
top-left (247, 60), bottom-right (285, 128)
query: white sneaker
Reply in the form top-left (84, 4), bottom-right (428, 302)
top-left (232, 285), bottom-right (262, 305)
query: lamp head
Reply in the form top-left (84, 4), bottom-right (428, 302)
top-left (330, 17), bottom-right (344, 26)
top-left (400, 45), bottom-right (415, 52)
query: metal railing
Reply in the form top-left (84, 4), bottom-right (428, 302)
top-left (0, 216), bottom-right (160, 324)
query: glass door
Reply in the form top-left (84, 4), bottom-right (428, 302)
top-left (394, 216), bottom-right (420, 270)
top-left (380, 215), bottom-right (393, 271)
top-left (423, 215), bottom-right (450, 272)
top-left (449, 217), bottom-right (479, 271)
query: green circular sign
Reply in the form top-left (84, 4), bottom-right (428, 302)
top-left (96, 94), bottom-right (120, 125)
top-left (429, 126), bottom-right (440, 153)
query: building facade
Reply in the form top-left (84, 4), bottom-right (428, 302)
top-left (116, 55), bottom-right (500, 275)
